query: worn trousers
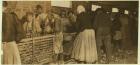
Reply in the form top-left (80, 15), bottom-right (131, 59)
top-left (96, 28), bottom-right (112, 62)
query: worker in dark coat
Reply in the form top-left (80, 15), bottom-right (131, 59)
top-left (94, 8), bottom-right (112, 63)
top-left (2, 1), bottom-right (24, 64)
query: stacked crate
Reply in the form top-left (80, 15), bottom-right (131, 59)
top-left (18, 35), bottom-right (55, 64)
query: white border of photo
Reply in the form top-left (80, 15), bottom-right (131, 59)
top-left (0, 0), bottom-right (139, 65)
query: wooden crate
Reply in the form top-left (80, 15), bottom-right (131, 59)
top-left (18, 35), bottom-right (55, 64)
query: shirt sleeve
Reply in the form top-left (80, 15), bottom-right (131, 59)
top-left (12, 14), bottom-right (25, 42)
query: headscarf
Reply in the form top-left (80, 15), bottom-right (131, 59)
top-left (77, 5), bottom-right (85, 14)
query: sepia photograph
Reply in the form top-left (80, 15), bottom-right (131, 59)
top-left (1, 0), bottom-right (138, 64)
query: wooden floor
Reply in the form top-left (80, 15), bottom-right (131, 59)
top-left (46, 45), bottom-right (137, 64)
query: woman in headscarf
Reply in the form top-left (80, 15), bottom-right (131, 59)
top-left (71, 4), bottom-right (98, 64)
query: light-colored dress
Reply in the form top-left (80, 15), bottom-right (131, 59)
top-left (71, 29), bottom-right (98, 63)
top-left (54, 32), bottom-right (63, 54)
top-left (53, 13), bottom-right (63, 54)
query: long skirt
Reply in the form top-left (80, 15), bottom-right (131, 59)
top-left (3, 41), bottom-right (21, 64)
top-left (71, 29), bottom-right (98, 63)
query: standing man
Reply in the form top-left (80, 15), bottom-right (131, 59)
top-left (94, 8), bottom-right (112, 63)
top-left (2, 1), bottom-right (24, 64)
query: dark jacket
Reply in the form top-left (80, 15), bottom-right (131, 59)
top-left (94, 12), bottom-right (112, 29)
top-left (2, 12), bottom-right (25, 42)
top-left (112, 18), bottom-right (122, 31)
top-left (76, 12), bottom-right (94, 32)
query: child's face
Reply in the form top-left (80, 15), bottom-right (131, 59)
top-left (27, 15), bottom-right (33, 22)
